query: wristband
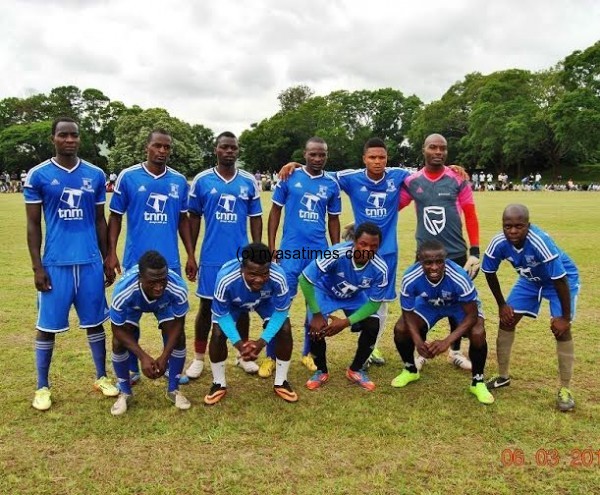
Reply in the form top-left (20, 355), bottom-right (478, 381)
top-left (469, 246), bottom-right (480, 258)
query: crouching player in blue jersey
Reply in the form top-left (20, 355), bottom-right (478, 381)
top-left (391, 240), bottom-right (494, 404)
top-left (299, 222), bottom-right (388, 392)
top-left (203, 243), bottom-right (298, 405)
top-left (109, 251), bottom-right (191, 415)
top-left (482, 204), bottom-right (579, 412)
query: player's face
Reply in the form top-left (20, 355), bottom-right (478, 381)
top-left (423, 138), bottom-right (447, 167)
top-left (52, 121), bottom-right (80, 157)
top-left (363, 147), bottom-right (387, 177)
top-left (215, 137), bottom-right (239, 167)
top-left (242, 261), bottom-right (270, 292)
top-left (502, 213), bottom-right (529, 247)
top-left (419, 249), bottom-right (446, 283)
top-left (304, 142), bottom-right (328, 174)
top-left (353, 232), bottom-right (380, 266)
top-left (140, 267), bottom-right (169, 300)
top-left (146, 133), bottom-right (172, 167)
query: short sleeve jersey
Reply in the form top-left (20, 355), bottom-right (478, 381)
top-left (23, 158), bottom-right (106, 266)
top-left (212, 259), bottom-right (291, 317)
top-left (302, 241), bottom-right (389, 302)
top-left (109, 163), bottom-right (189, 271)
top-left (272, 167), bottom-right (341, 251)
top-left (334, 168), bottom-right (411, 256)
top-left (482, 224), bottom-right (578, 287)
top-left (401, 167), bottom-right (474, 259)
top-left (400, 259), bottom-right (477, 310)
top-left (110, 265), bottom-right (189, 325)
top-left (189, 168), bottom-right (262, 267)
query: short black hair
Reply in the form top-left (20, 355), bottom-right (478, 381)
top-left (216, 131), bottom-right (237, 145)
top-left (240, 242), bottom-right (271, 267)
top-left (146, 128), bottom-right (171, 144)
top-left (417, 240), bottom-right (446, 257)
top-left (354, 222), bottom-right (382, 242)
top-left (139, 250), bottom-right (167, 273)
top-left (305, 136), bottom-right (326, 148)
top-left (363, 137), bottom-right (386, 153)
top-left (52, 117), bottom-right (78, 136)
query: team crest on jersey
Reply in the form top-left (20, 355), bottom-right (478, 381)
top-left (423, 206), bottom-right (446, 235)
top-left (442, 290), bottom-right (452, 299)
top-left (525, 255), bottom-right (537, 266)
top-left (386, 179), bottom-right (396, 192)
top-left (317, 185), bottom-right (328, 198)
top-left (239, 186), bottom-right (249, 200)
top-left (260, 289), bottom-right (272, 298)
top-left (169, 183), bottom-right (179, 199)
top-left (81, 178), bottom-right (94, 192)
top-left (216, 194), bottom-right (238, 222)
top-left (59, 187), bottom-right (84, 220)
top-left (359, 276), bottom-right (373, 288)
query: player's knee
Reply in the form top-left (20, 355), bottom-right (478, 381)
top-left (361, 316), bottom-right (379, 336)
top-left (211, 324), bottom-right (227, 343)
top-left (499, 323), bottom-right (516, 332)
top-left (36, 330), bottom-right (56, 342)
top-left (112, 336), bottom-right (126, 353)
top-left (393, 317), bottom-right (407, 340)
top-left (555, 329), bottom-right (572, 342)
top-left (86, 324), bottom-right (104, 335)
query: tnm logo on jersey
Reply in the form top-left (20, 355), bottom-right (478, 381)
top-left (331, 280), bottom-right (358, 299)
top-left (216, 194), bottom-right (238, 222)
top-left (59, 187), bottom-right (84, 219)
top-left (145, 193), bottom-right (168, 223)
top-left (365, 192), bottom-right (387, 217)
top-left (299, 193), bottom-right (320, 221)
top-left (423, 206), bottom-right (446, 235)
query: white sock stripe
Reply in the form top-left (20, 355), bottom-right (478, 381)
top-left (35, 341), bottom-right (55, 350)
top-left (87, 332), bottom-right (106, 342)
top-left (170, 348), bottom-right (187, 358)
top-left (111, 351), bottom-right (130, 362)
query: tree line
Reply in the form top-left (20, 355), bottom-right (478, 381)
top-left (0, 40), bottom-right (598, 180)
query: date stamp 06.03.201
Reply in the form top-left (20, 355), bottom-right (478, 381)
top-left (501, 448), bottom-right (600, 468)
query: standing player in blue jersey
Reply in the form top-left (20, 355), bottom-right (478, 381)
top-left (203, 243), bottom-right (297, 404)
top-left (105, 129), bottom-right (197, 386)
top-left (299, 222), bottom-right (388, 391)
top-left (482, 204), bottom-right (579, 411)
top-left (185, 132), bottom-right (263, 379)
top-left (24, 117), bottom-right (118, 411)
top-left (109, 251), bottom-right (191, 415)
top-left (281, 138), bottom-right (411, 366)
top-left (264, 137), bottom-right (341, 378)
top-left (399, 134), bottom-right (481, 372)
top-left (391, 240), bottom-right (494, 404)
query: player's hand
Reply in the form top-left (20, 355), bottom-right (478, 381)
top-left (277, 163), bottom-right (299, 181)
top-left (309, 313), bottom-right (328, 340)
top-left (463, 255), bottom-right (480, 279)
top-left (104, 252), bottom-right (121, 284)
top-left (499, 304), bottom-right (515, 327)
top-left (427, 339), bottom-right (450, 357)
top-left (140, 355), bottom-right (161, 379)
top-left (550, 317), bottom-right (571, 337)
top-left (342, 222), bottom-right (355, 242)
top-left (323, 315), bottom-right (349, 337)
top-left (154, 354), bottom-right (169, 378)
top-left (449, 164), bottom-right (470, 181)
top-left (33, 267), bottom-right (52, 292)
top-left (240, 339), bottom-right (266, 361)
top-left (415, 340), bottom-right (433, 360)
top-left (185, 257), bottom-right (198, 282)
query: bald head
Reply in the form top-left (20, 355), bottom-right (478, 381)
top-left (503, 204), bottom-right (529, 222)
top-left (422, 134), bottom-right (448, 168)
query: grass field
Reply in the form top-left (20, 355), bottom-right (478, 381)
top-left (1, 190), bottom-right (599, 495)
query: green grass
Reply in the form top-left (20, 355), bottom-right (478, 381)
top-left (1, 190), bottom-right (599, 494)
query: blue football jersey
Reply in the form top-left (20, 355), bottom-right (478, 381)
top-left (272, 166), bottom-right (341, 251)
top-left (109, 163), bottom-right (189, 271)
top-left (24, 158), bottom-right (106, 266)
top-left (482, 224), bottom-right (578, 287)
top-left (212, 259), bottom-right (291, 317)
top-left (189, 168), bottom-right (262, 266)
top-left (400, 259), bottom-right (477, 310)
top-left (334, 168), bottom-right (410, 256)
top-left (110, 265), bottom-right (189, 325)
top-left (302, 241), bottom-right (389, 301)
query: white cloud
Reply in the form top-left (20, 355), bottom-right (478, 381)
top-left (0, 0), bottom-right (598, 134)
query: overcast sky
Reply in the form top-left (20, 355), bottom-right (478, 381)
top-left (1, 0), bottom-right (598, 135)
